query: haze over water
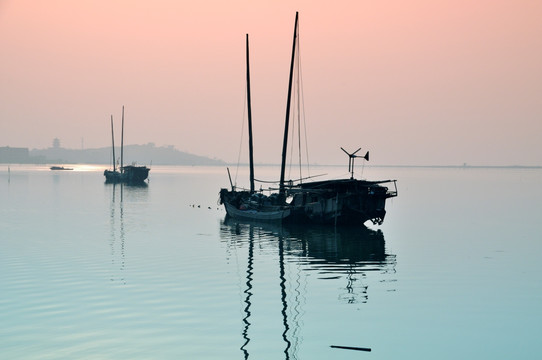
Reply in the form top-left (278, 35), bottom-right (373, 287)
top-left (1, 165), bottom-right (541, 359)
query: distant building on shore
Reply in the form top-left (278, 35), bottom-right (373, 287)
top-left (0, 146), bottom-right (47, 164)
top-left (0, 146), bottom-right (29, 163)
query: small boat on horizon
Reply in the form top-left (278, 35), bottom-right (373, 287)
top-left (50, 166), bottom-right (73, 171)
top-left (104, 106), bottom-right (150, 184)
top-left (219, 12), bottom-right (397, 226)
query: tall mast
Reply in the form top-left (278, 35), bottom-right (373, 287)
top-left (110, 115), bottom-right (116, 172)
top-left (120, 106), bottom-right (124, 173)
top-left (279, 11), bottom-right (299, 196)
top-left (246, 34), bottom-right (255, 193)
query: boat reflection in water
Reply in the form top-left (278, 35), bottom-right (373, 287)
top-left (280, 224), bottom-right (395, 305)
top-left (107, 183), bottom-right (149, 284)
top-left (220, 217), bottom-right (396, 358)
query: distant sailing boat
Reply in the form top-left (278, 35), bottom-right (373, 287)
top-left (104, 106), bottom-right (150, 184)
top-left (220, 12), bottom-right (397, 226)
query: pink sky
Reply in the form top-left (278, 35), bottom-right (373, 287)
top-left (1, 0), bottom-right (541, 165)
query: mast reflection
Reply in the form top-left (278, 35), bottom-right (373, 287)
top-left (108, 183), bottom-right (149, 284)
top-left (240, 224), bottom-right (254, 359)
top-left (109, 183), bottom-right (125, 284)
top-left (278, 232), bottom-right (292, 359)
top-left (220, 217), bottom-right (396, 359)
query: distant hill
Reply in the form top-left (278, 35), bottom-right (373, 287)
top-left (27, 143), bottom-right (225, 166)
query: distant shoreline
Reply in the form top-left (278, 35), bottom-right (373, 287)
top-left (0, 144), bottom-right (225, 166)
top-left (227, 163), bottom-right (542, 169)
top-left (5, 163), bottom-right (540, 170)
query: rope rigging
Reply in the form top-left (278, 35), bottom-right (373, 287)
top-left (286, 22), bottom-right (311, 185)
top-left (234, 85), bottom-right (248, 188)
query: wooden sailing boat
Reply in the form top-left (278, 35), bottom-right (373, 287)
top-left (220, 12), bottom-right (397, 225)
top-left (104, 106), bottom-right (150, 184)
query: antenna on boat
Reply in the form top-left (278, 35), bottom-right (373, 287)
top-left (341, 147), bottom-right (369, 179)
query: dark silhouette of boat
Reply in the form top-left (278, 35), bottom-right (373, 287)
top-left (219, 12), bottom-right (397, 226)
top-left (50, 166), bottom-right (73, 171)
top-left (104, 106), bottom-right (150, 184)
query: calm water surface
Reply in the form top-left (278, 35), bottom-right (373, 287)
top-left (1, 165), bottom-right (541, 359)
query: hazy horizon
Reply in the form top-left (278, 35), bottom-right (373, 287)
top-left (1, 0), bottom-right (541, 166)
top-left (2, 141), bottom-right (540, 167)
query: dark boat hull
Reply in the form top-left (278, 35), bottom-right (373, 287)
top-left (286, 178), bottom-right (397, 225)
top-left (219, 189), bottom-right (291, 222)
top-left (104, 165), bottom-right (149, 184)
top-left (224, 202), bottom-right (291, 221)
top-left (219, 178), bottom-right (396, 226)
